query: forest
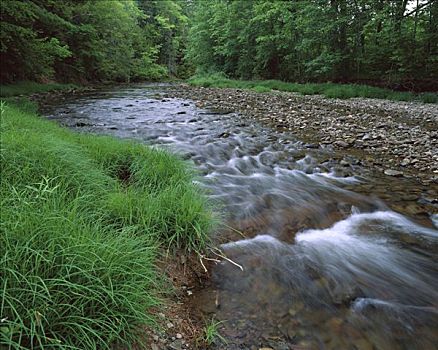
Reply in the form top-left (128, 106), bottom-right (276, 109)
top-left (1, 0), bottom-right (437, 90)
top-left (1, 0), bottom-right (189, 83)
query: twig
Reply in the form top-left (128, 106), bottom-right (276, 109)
top-left (221, 223), bottom-right (247, 239)
top-left (202, 256), bottom-right (221, 263)
top-left (199, 255), bottom-right (208, 273)
top-left (199, 255), bottom-right (221, 273)
top-left (208, 247), bottom-right (244, 271)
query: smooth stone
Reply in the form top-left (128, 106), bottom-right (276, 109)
top-left (334, 140), bottom-right (350, 148)
top-left (384, 169), bottom-right (404, 177)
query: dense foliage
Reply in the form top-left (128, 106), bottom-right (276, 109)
top-left (0, 0), bottom-right (189, 83)
top-left (2, 0), bottom-right (436, 89)
top-left (187, 0), bottom-right (438, 90)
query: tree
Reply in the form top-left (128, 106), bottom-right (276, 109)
top-left (186, 0), bottom-right (438, 89)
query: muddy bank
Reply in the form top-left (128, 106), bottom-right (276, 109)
top-left (167, 84), bottom-right (438, 186)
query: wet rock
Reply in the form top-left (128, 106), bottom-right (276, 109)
top-left (177, 111), bottom-right (186, 114)
top-left (218, 132), bottom-right (230, 138)
top-left (169, 340), bottom-right (183, 350)
top-left (401, 194), bottom-right (419, 201)
top-left (400, 158), bottom-right (411, 166)
top-left (75, 122), bottom-right (91, 127)
top-left (334, 140), bottom-right (350, 148)
top-left (384, 169), bottom-right (404, 177)
top-left (353, 338), bottom-right (374, 350)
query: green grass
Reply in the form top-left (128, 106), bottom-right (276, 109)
top-left (188, 73), bottom-right (438, 103)
top-left (419, 92), bottom-right (438, 103)
top-left (198, 318), bottom-right (226, 347)
top-left (0, 81), bottom-right (77, 98)
top-left (0, 100), bottom-right (213, 349)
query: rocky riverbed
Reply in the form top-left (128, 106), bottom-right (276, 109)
top-left (167, 84), bottom-right (438, 186)
top-left (41, 83), bottom-right (438, 350)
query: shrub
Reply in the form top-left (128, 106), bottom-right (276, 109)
top-left (0, 81), bottom-right (77, 97)
top-left (324, 86), bottom-right (357, 99)
top-left (419, 92), bottom-right (438, 104)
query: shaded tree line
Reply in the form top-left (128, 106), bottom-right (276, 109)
top-left (187, 0), bottom-right (438, 91)
top-left (1, 0), bottom-right (189, 83)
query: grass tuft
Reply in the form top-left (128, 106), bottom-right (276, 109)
top-left (198, 318), bottom-right (226, 346)
top-left (0, 100), bottom-right (213, 349)
top-left (251, 85), bottom-right (271, 93)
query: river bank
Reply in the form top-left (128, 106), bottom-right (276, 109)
top-left (0, 98), bottom-right (214, 349)
top-left (167, 84), bottom-right (438, 187)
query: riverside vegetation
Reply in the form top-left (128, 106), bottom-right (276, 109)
top-left (0, 98), bottom-right (213, 349)
top-left (188, 73), bottom-right (438, 103)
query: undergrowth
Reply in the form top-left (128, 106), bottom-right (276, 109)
top-left (0, 100), bottom-right (213, 349)
top-left (188, 73), bottom-right (437, 103)
top-left (0, 81), bottom-right (77, 98)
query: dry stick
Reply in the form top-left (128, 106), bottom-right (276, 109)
top-left (199, 255), bottom-right (221, 273)
top-left (222, 223), bottom-right (247, 239)
top-left (199, 255), bottom-right (208, 273)
top-left (209, 247), bottom-right (244, 271)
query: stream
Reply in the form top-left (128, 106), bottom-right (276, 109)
top-left (43, 84), bottom-right (438, 350)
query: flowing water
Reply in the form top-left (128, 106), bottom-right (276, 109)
top-left (43, 84), bottom-right (438, 350)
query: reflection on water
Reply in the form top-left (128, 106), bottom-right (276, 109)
top-left (43, 84), bottom-right (438, 349)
